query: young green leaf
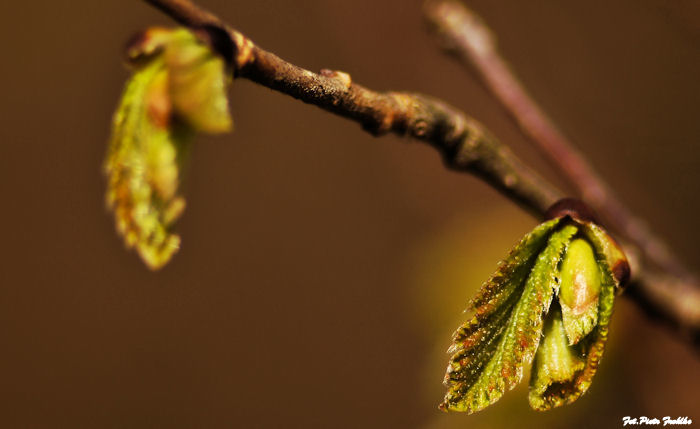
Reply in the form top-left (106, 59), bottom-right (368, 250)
top-left (441, 223), bottom-right (577, 414)
top-left (105, 27), bottom-right (232, 269)
top-left (105, 57), bottom-right (188, 270)
top-left (442, 219), bottom-right (561, 399)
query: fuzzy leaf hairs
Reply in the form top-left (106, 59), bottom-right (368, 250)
top-left (440, 198), bottom-right (629, 413)
top-left (104, 27), bottom-right (232, 269)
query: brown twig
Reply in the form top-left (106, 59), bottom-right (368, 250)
top-left (425, 0), bottom-right (700, 344)
top-left (144, 0), bottom-right (561, 216)
top-left (141, 0), bottom-right (699, 345)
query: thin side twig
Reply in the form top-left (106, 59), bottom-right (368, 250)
top-left (142, 0), bottom-right (699, 346)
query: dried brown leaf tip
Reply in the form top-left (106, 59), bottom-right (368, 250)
top-left (441, 199), bottom-right (629, 414)
top-left (105, 27), bottom-right (232, 269)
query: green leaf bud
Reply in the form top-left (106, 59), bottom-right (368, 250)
top-left (559, 238), bottom-right (601, 345)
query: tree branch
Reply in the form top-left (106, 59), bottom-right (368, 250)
top-left (424, 0), bottom-right (700, 346)
top-left (144, 0), bottom-right (561, 217)
top-left (141, 0), bottom-right (699, 347)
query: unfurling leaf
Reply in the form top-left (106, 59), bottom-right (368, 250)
top-left (528, 247), bottom-right (617, 411)
top-left (559, 238), bottom-right (601, 345)
top-left (441, 199), bottom-right (629, 414)
top-left (529, 306), bottom-right (585, 408)
top-left (105, 27), bottom-right (232, 269)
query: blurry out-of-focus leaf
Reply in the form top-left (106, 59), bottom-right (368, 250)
top-left (105, 27), bottom-right (232, 269)
top-left (165, 30), bottom-right (232, 133)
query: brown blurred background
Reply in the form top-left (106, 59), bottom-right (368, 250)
top-left (0, 0), bottom-right (698, 428)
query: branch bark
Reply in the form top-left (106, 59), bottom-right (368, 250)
top-left (142, 0), bottom-right (700, 347)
